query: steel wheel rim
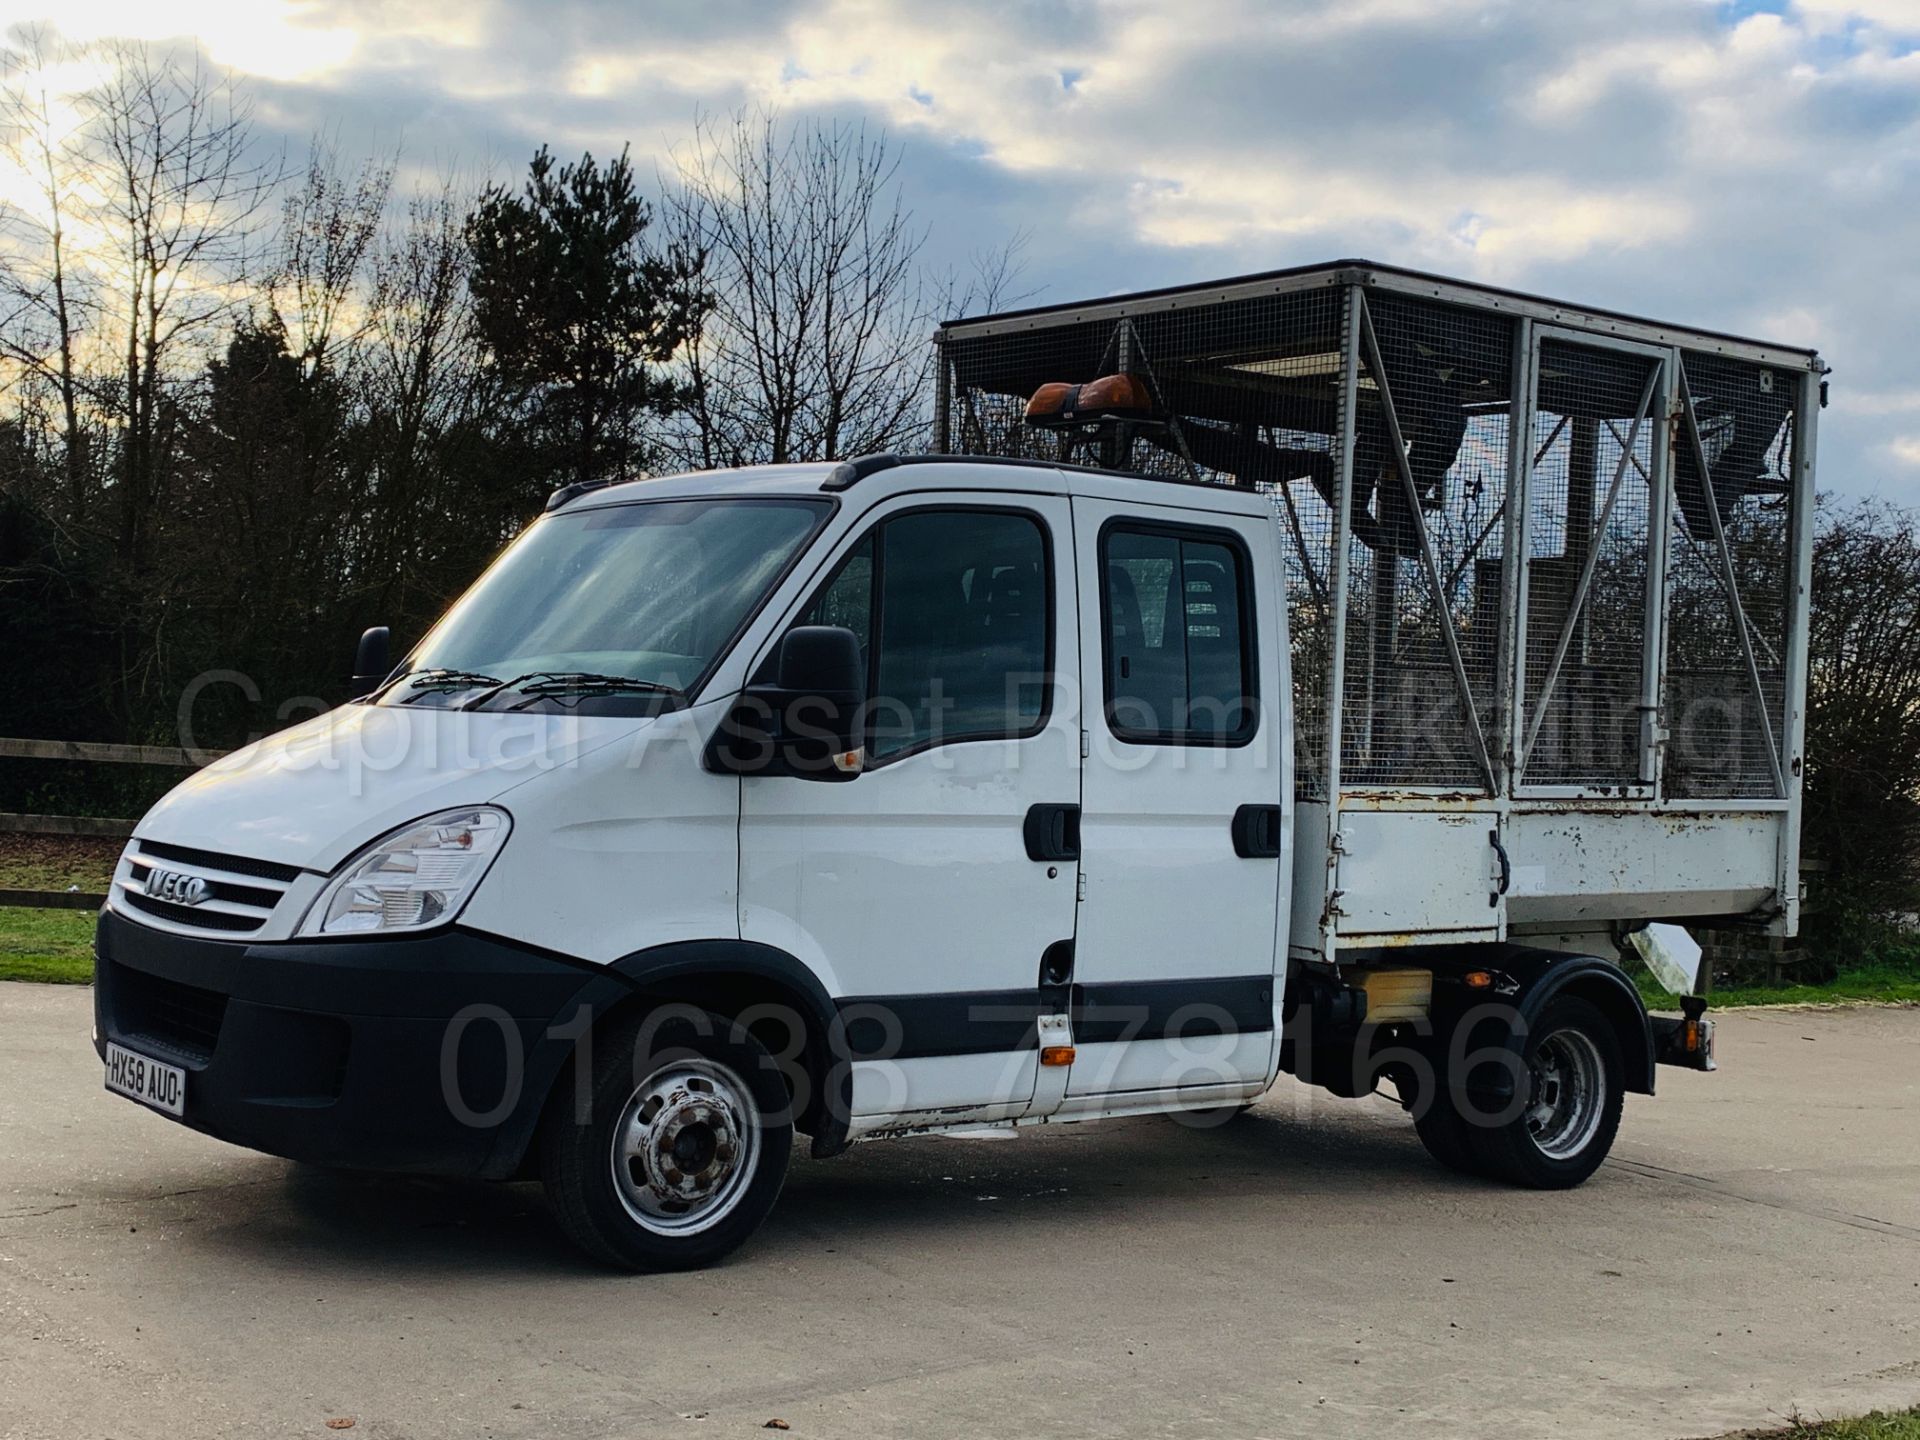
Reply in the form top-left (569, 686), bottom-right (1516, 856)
top-left (611, 1057), bottom-right (761, 1236)
top-left (1525, 1027), bottom-right (1605, 1161)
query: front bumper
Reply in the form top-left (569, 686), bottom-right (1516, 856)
top-left (93, 905), bottom-right (599, 1178)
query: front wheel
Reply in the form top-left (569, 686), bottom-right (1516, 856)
top-left (540, 1009), bottom-right (793, 1271)
top-left (1467, 996), bottom-right (1624, 1189)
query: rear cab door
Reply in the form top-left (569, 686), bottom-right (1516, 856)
top-left (1059, 489), bottom-right (1290, 1106)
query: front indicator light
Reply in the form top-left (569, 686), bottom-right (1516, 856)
top-left (298, 807), bottom-right (510, 937)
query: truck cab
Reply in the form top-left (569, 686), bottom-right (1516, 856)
top-left (98, 456), bottom-right (1314, 1267)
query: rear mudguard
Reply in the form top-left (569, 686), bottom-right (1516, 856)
top-left (1423, 945), bottom-right (1656, 1101)
top-left (1283, 945), bottom-right (1655, 1103)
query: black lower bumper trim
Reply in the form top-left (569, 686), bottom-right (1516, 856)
top-left (93, 907), bottom-right (601, 1179)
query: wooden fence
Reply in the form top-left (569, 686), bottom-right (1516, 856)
top-left (0, 737), bottom-right (225, 910)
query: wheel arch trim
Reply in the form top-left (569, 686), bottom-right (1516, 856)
top-left (1475, 947), bottom-right (1656, 1096)
top-left (500, 938), bottom-right (854, 1178)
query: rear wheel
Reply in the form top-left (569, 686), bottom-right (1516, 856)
top-left (1410, 1083), bottom-right (1485, 1176)
top-left (540, 1009), bottom-right (792, 1271)
top-left (1467, 996), bottom-right (1624, 1189)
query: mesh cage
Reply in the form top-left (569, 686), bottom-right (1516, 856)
top-left (938, 266), bottom-right (1807, 809)
top-left (1519, 339), bottom-right (1663, 789)
top-left (1666, 351), bottom-right (1796, 798)
top-left (1341, 291), bottom-right (1514, 791)
top-left (940, 285), bottom-right (1347, 798)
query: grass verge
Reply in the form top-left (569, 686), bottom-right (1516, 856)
top-left (0, 834), bottom-right (120, 893)
top-left (1721, 1408), bottom-right (1920, 1438)
top-left (1633, 952), bottom-right (1920, 1010)
top-left (0, 906), bottom-right (96, 984)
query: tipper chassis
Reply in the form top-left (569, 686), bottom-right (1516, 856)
top-left (935, 258), bottom-right (1819, 1177)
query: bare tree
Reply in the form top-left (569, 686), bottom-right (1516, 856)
top-left (79, 41), bottom-right (281, 573)
top-left (0, 27), bottom-right (94, 519)
top-left (357, 178), bottom-right (499, 607)
top-left (370, 180), bottom-right (485, 480)
top-left (664, 109), bottom-right (948, 469)
top-left (269, 138), bottom-right (392, 379)
top-left (963, 226), bottom-right (1036, 318)
top-left (0, 81), bottom-right (1044, 755)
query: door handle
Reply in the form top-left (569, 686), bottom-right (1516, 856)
top-left (1039, 939), bottom-right (1075, 989)
top-left (1023, 803), bottom-right (1081, 862)
top-left (1231, 804), bottom-right (1283, 859)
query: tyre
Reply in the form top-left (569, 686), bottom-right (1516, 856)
top-left (1410, 1081), bottom-right (1485, 1177)
top-left (1466, 996), bottom-right (1624, 1189)
top-left (539, 1008), bottom-right (793, 1271)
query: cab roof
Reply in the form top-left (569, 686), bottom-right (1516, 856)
top-left (554, 454), bottom-right (1275, 518)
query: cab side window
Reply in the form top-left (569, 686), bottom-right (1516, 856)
top-left (1102, 524), bottom-right (1255, 744)
top-left (799, 533), bottom-right (873, 655)
top-left (795, 509), bottom-right (1051, 761)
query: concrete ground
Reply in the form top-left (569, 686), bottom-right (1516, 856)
top-left (2, 982), bottom-right (1917, 1440)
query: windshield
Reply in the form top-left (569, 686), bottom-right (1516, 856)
top-left (381, 497), bottom-right (829, 711)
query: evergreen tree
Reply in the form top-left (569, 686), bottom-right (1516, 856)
top-left (465, 147), bottom-right (706, 490)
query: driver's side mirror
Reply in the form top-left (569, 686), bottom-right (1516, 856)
top-left (706, 626), bottom-right (865, 780)
top-left (351, 625), bottom-right (391, 695)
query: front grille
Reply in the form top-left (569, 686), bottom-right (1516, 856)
top-left (127, 861), bottom-right (282, 912)
top-left (134, 840), bottom-right (301, 884)
top-left (110, 961), bottom-right (229, 1060)
top-left (122, 892), bottom-right (265, 933)
top-left (117, 841), bottom-right (302, 934)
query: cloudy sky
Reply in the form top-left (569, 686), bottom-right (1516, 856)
top-left (7, 0), bottom-right (1919, 502)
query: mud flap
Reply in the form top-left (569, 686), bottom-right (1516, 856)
top-left (1629, 923), bottom-right (1704, 997)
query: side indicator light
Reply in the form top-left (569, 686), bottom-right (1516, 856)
top-left (1463, 970), bottom-right (1494, 989)
top-left (1040, 1045), bottom-right (1076, 1067)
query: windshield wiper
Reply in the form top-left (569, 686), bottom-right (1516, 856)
top-left (382, 668), bottom-right (503, 703)
top-left (457, 671), bottom-right (686, 711)
top-left (505, 672), bottom-right (687, 710)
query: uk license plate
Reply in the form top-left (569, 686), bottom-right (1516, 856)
top-left (104, 1041), bottom-right (187, 1117)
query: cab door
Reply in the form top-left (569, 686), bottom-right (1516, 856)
top-left (736, 494), bottom-right (1081, 1129)
top-left (1061, 499), bottom-right (1286, 1102)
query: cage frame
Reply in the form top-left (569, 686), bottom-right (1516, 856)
top-left (933, 260), bottom-right (1822, 956)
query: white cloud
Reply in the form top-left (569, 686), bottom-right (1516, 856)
top-left (7, 0), bottom-right (1919, 501)
top-left (1794, 0), bottom-right (1920, 37)
top-left (7, 0), bottom-right (358, 80)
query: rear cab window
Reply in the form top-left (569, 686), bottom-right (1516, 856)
top-left (1101, 521), bottom-right (1257, 745)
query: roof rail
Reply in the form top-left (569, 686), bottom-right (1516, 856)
top-left (820, 454), bottom-right (907, 490)
top-left (545, 477), bottom-right (620, 512)
top-left (819, 451), bottom-right (1194, 493)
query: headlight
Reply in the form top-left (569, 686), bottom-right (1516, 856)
top-left (298, 807), bottom-right (510, 937)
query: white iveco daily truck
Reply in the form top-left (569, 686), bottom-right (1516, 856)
top-left (94, 262), bottom-right (1819, 1270)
